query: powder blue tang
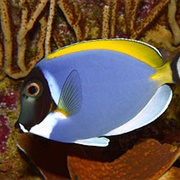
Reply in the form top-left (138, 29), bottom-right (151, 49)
top-left (17, 39), bottom-right (179, 147)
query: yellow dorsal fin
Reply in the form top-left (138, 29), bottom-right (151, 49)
top-left (47, 38), bottom-right (164, 67)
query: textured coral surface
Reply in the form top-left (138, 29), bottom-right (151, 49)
top-left (68, 139), bottom-right (180, 180)
top-left (0, 0), bottom-right (180, 179)
top-left (0, 78), bottom-right (41, 179)
top-left (0, 0), bottom-right (180, 80)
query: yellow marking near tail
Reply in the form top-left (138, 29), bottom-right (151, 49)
top-left (150, 62), bottom-right (173, 85)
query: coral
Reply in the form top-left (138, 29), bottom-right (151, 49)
top-left (0, 87), bottom-right (19, 111)
top-left (0, 78), bottom-right (20, 153)
top-left (16, 135), bottom-right (180, 179)
top-left (0, 78), bottom-right (41, 179)
top-left (0, 0), bottom-right (180, 179)
top-left (168, 0), bottom-right (180, 46)
top-left (0, 115), bottom-right (10, 153)
top-left (17, 133), bottom-right (71, 179)
top-left (68, 139), bottom-right (180, 180)
top-left (0, 0), bottom-right (180, 80)
top-left (57, 0), bottom-right (83, 41)
top-left (125, 0), bottom-right (170, 39)
top-left (159, 167), bottom-right (180, 180)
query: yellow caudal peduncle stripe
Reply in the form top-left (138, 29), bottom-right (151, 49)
top-left (150, 61), bottom-right (173, 85)
top-left (47, 39), bottom-right (164, 68)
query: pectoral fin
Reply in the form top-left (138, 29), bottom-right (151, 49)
top-left (57, 70), bottom-right (82, 117)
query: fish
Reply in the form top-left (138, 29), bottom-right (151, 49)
top-left (17, 38), bottom-right (180, 147)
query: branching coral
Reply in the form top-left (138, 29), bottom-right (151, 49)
top-left (0, 43), bottom-right (5, 80)
top-left (0, 0), bottom-right (57, 79)
top-left (45, 0), bottom-right (56, 56)
top-left (125, 0), bottom-right (170, 39)
top-left (168, 0), bottom-right (180, 46)
top-left (0, 0), bottom-right (180, 80)
top-left (57, 0), bottom-right (83, 42)
top-left (102, 5), bottom-right (110, 38)
top-left (101, 0), bottom-right (118, 38)
top-left (0, 0), bottom-right (13, 79)
top-left (16, 0), bottom-right (49, 76)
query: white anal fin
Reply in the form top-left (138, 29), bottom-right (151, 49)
top-left (105, 85), bottom-right (172, 136)
top-left (75, 137), bottom-right (110, 147)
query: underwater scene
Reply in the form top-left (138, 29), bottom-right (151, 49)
top-left (0, 0), bottom-right (180, 179)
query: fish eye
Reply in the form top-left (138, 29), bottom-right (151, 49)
top-left (25, 82), bottom-right (41, 97)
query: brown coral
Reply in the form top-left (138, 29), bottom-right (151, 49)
top-left (68, 139), bottom-right (180, 180)
top-left (17, 133), bottom-right (71, 179)
top-left (159, 167), bottom-right (180, 180)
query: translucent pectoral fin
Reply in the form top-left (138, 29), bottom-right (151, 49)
top-left (57, 70), bottom-right (82, 117)
top-left (75, 137), bottom-right (110, 147)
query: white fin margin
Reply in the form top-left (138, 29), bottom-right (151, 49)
top-left (105, 85), bottom-right (172, 136)
top-left (75, 137), bottom-right (110, 147)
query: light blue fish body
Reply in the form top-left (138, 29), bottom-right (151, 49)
top-left (17, 39), bottom-right (179, 147)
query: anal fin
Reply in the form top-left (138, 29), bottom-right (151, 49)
top-left (75, 137), bottom-right (110, 147)
top-left (105, 85), bottom-right (172, 136)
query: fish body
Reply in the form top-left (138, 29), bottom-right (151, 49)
top-left (17, 39), bottom-right (179, 147)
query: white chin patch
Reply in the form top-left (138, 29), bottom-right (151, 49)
top-left (29, 123), bottom-right (51, 139)
top-left (19, 123), bottom-right (28, 133)
top-left (29, 112), bottom-right (58, 139)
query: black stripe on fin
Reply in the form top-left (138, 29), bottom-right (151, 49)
top-left (58, 70), bottom-right (82, 117)
top-left (170, 52), bottom-right (180, 84)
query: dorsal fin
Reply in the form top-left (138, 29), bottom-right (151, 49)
top-left (47, 38), bottom-right (164, 67)
top-left (57, 70), bottom-right (82, 117)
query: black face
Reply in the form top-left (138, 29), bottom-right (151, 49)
top-left (17, 67), bottom-right (56, 131)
